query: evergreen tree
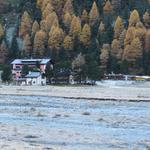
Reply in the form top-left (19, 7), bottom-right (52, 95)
top-left (1, 65), bottom-right (12, 83)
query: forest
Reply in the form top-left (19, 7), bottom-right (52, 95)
top-left (0, 0), bottom-right (150, 81)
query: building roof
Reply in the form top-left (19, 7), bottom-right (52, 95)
top-left (11, 59), bottom-right (51, 65)
top-left (25, 72), bottom-right (41, 78)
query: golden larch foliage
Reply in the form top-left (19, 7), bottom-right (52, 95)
top-left (63, 12), bottom-right (72, 31)
top-left (89, 1), bottom-right (99, 26)
top-left (145, 30), bottom-right (150, 52)
top-left (32, 21), bottom-right (40, 35)
top-left (81, 9), bottom-right (89, 24)
top-left (63, 0), bottom-right (74, 16)
top-left (0, 24), bottom-right (4, 40)
top-left (19, 11), bottom-right (32, 38)
top-left (41, 0), bottom-right (52, 11)
top-left (42, 3), bottom-right (54, 19)
top-left (111, 39), bottom-right (122, 60)
top-left (98, 21), bottom-right (105, 33)
top-left (63, 35), bottom-right (73, 50)
top-left (48, 26), bottom-right (64, 50)
top-left (80, 24), bottom-right (91, 47)
top-left (114, 16), bottom-right (124, 39)
top-left (129, 9), bottom-right (140, 27)
top-left (46, 12), bottom-right (59, 32)
top-left (40, 20), bottom-right (48, 32)
top-left (100, 44), bottom-right (110, 69)
top-left (103, 0), bottom-right (113, 12)
top-left (33, 30), bottom-right (46, 57)
top-left (143, 11), bottom-right (150, 27)
top-left (123, 37), bottom-right (142, 63)
top-left (70, 16), bottom-right (81, 39)
top-left (22, 34), bottom-right (32, 57)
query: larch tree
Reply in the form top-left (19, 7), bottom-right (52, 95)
top-left (46, 12), bottom-right (59, 32)
top-left (143, 11), bottom-right (150, 28)
top-left (63, 0), bottom-right (74, 16)
top-left (63, 12), bottom-right (72, 31)
top-left (22, 34), bottom-right (32, 57)
top-left (98, 21), bottom-right (105, 33)
top-left (129, 9), bottom-right (140, 27)
top-left (48, 26), bottom-right (64, 50)
top-left (100, 44), bottom-right (110, 69)
top-left (123, 38), bottom-right (142, 64)
top-left (89, 1), bottom-right (99, 26)
top-left (32, 21), bottom-right (40, 35)
top-left (119, 29), bottom-right (126, 48)
top-left (111, 39), bottom-right (122, 60)
top-left (80, 24), bottom-right (91, 47)
top-left (37, 0), bottom-right (43, 8)
top-left (81, 9), bottom-right (89, 24)
top-left (42, 3), bottom-right (54, 19)
top-left (114, 16), bottom-right (124, 39)
top-left (145, 30), bottom-right (150, 52)
top-left (63, 35), bottom-right (73, 50)
top-left (124, 27), bottom-right (135, 46)
top-left (0, 24), bottom-right (4, 40)
top-left (40, 20), bottom-right (48, 32)
top-left (103, 0), bottom-right (113, 13)
top-left (70, 16), bottom-right (81, 39)
top-left (19, 11), bottom-right (32, 38)
top-left (41, 0), bottom-right (52, 11)
top-left (33, 30), bottom-right (46, 57)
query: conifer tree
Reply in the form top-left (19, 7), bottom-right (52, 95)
top-left (114, 16), bottom-right (124, 39)
top-left (63, 0), bottom-right (74, 16)
top-left (0, 40), bottom-right (8, 64)
top-left (70, 16), bottom-right (81, 39)
top-left (0, 24), bottom-right (4, 41)
top-left (42, 3), bottom-right (54, 19)
top-left (89, 1), bottom-right (99, 26)
top-left (143, 11), bottom-right (150, 28)
top-left (98, 21), bottom-right (105, 33)
top-left (19, 11), bottom-right (32, 38)
top-left (48, 26), bottom-right (64, 50)
top-left (129, 9), bottom-right (140, 27)
top-left (63, 12), bottom-right (72, 31)
top-left (80, 24), bottom-right (91, 47)
top-left (103, 0), bottom-right (113, 13)
top-left (145, 30), bottom-right (150, 52)
top-left (100, 44), bottom-right (110, 69)
top-left (32, 21), bottom-right (40, 35)
top-left (63, 35), bottom-right (73, 50)
top-left (81, 10), bottom-right (89, 24)
top-left (33, 30), bottom-right (46, 57)
top-left (22, 34), bottom-right (32, 57)
top-left (40, 20), bottom-right (48, 32)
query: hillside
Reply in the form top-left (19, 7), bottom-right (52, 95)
top-left (0, 0), bottom-right (150, 80)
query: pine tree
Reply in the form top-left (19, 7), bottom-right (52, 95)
top-left (89, 1), bottom-right (99, 26)
top-left (114, 16), bottom-right (124, 39)
top-left (22, 34), bottom-right (32, 57)
top-left (70, 16), bottom-right (81, 39)
top-left (80, 24), bottom-right (91, 47)
top-left (33, 30), bottom-right (46, 57)
top-left (63, 35), bottom-right (73, 50)
top-left (129, 9), bottom-right (140, 27)
top-left (19, 11), bottom-right (32, 38)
